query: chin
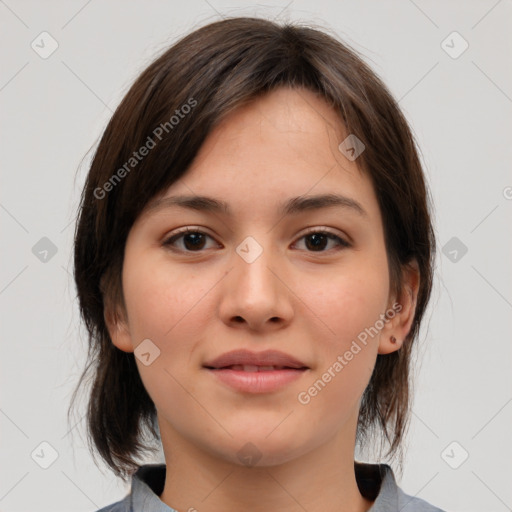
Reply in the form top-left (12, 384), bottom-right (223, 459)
top-left (214, 429), bottom-right (310, 469)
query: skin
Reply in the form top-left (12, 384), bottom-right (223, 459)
top-left (106, 87), bottom-right (420, 512)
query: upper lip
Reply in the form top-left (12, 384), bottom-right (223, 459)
top-left (203, 349), bottom-right (309, 369)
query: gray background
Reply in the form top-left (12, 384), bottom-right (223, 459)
top-left (1, 1), bottom-right (511, 511)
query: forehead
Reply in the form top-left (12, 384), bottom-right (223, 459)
top-left (143, 87), bottom-right (381, 225)
top-left (200, 87), bottom-right (350, 168)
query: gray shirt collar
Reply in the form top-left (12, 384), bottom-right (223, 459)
top-left (102, 462), bottom-right (444, 512)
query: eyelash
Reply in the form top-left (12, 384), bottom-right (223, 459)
top-left (162, 227), bottom-right (351, 254)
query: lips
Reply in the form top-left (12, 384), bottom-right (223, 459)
top-left (203, 349), bottom-right (309, 393)
top-left (203, 349), bottom-right (309, 370)
top-left (219, 364), bottom-right (292, 372)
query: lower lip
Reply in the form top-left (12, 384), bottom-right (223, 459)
top-left (205, 368), bottom-right (307, 393)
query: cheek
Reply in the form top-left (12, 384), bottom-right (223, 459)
top-left (122, 252), bottom-right (210, 342)
top-left (296, 263), bottom-right (389, 346)
top-left (295, 280), bottom-right (381, 427)
top-left (292, 262), bottom-right (388, 405)
top-left (122, 256), bottom-right (212, 404)
top-left (122, 254), bottom-right (222, 405)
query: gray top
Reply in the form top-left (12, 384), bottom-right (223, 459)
top-left (95, 462), bottom-right (446, 511)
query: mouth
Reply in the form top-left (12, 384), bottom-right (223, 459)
top-left (205, 364), bottom-right (306, 372)
top-left (203, 348), bottom-right (309, 370)
top-left (203, 349), bottom-right (309, 393)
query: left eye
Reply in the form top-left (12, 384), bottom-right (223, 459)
top-left (294, 229), bottom-right (350, 252)
top-left (163, 228), bottom-right (350, 253)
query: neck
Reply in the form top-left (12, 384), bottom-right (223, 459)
top-left (159, 427), bottom-right (374, 512)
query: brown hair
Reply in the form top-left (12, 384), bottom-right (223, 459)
top-left (69, 16), bottom-right (436, 481)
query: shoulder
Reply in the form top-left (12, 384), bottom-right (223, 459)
top-left (90, 476), bottom-right (131, 512)
top-left (92, 463), bottom-right (167, 512)
top-left (355, 462), bottom-right (446, 512)
top-left (93, 498), bottom-right (129, 512)
top-left (383, 465), bottom-right (447, 512)
top-left (396, 487), bottom-right (447, 512)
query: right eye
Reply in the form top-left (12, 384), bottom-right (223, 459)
top-left (162, 227), bottom-right (219, 252)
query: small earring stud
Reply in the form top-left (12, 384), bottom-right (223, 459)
top-left (390, 335), bottom-right (397, 344)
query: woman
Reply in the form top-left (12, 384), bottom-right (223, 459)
top-left (71, 16), bottom-right (444, 511)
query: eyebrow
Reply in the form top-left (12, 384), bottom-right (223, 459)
top-left (146, 193), bottom-right (368, 218)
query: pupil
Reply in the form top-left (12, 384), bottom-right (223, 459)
top-left (306, 233), bottom-right (327, 251)
top-left (184, 233), bottom-right (205, 250)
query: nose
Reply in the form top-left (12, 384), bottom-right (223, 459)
top-left (217, 238), bottom-right (294, 332)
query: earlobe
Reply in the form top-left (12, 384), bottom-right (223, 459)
top-left (378, 258), bottom-right (420, 355)
top-left (104, 307), bottom-right (134, 353)
top-left (378, 334), bottom-right (403, 355)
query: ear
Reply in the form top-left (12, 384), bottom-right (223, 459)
top-left (378, 258), bottom-right (420, 355)
top-left (104, 303), bottom-right (134, 353)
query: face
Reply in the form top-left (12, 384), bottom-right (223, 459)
top-left (108, 87), bottom-right (413, 468)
